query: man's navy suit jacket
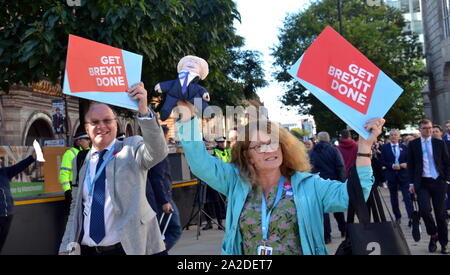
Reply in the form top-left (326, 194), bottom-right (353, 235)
top-left (380, 142), bottom-right (409, 183)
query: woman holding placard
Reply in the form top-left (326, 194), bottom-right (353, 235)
top-left (175, 100), bottom-right (384, 255)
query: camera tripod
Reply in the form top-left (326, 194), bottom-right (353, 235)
top-left (183, 181), bottom-right (225, 240)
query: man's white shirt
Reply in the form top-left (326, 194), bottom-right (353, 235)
top-left (81, 140), bottom-right (119, 247)
top-left (420, 136), bottom-right (437, 178)
top-left (178, 70), bottom-right (199, 87)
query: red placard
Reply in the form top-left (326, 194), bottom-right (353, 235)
top-left (66, 35), bottom-right (128, 93)
top-left (296, 26), bottom-right (380, 114)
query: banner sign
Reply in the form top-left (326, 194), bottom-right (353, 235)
top-left (63, 35), bottom-right (143, 110)
top-left (44, 139), bottom-right (66, 147)
top-left (289, 26), bottom-right (403, 139)
top-left (11, 182), bottom-right (45, 198)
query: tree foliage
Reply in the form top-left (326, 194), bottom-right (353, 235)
top-left (290, 127), bottom-right (309, 141)
top-left (0, 0), bottom-right (267, 111)
top-left (272, 0), bottom-right (425, 137)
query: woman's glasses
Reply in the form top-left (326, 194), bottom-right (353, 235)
top-left (248, 140), bottom-right (279, 154)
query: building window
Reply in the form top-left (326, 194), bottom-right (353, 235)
top-left (444, 0), bottom-right (450, 37)
top-left (412, 19), bottom-right (423, 35)
top-left (400, 0), bottom-right (410, 13)
top-left (412, 0), bottom-right (420, 12)
top-left (385, 0), bottom-right (401, 9)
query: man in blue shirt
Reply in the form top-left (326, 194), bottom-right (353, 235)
top-left (408, 119), bottom-right (450, 254)
top-left (380, 129), bottom-right (412, 225)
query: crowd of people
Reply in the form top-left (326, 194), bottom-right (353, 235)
top-left (305, 119), bottom-right (450, 254)
top-left (1, 79), bottom-right (449, 255)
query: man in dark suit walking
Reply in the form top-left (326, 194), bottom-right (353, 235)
top-left (443, 120), bottom-right (450, 152)
top-left (408, 119), bottom-right (450, 254)
top-left (442, 120), bottom-right (450, 218)
top-left (380, 129), bottom-right (413, 225)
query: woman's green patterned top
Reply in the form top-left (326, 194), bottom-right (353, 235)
top-left (239, 180), bottom-right (302, 255)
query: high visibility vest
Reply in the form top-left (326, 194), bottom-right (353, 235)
top-left (59, 147), bottom-right (88, 192)
top-left (214, 148), bottom-right (231, 163)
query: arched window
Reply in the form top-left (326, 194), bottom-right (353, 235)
top-left (444, 63), bottom-right (450, 81)
top-left (25, 119), bottom-right (53, 146)
top-left (75, 124), bottom-right (84, 135)
top-left (126, 124), bottom-right (133, 137)
top-left (117, 123), bottom-right (121, 135)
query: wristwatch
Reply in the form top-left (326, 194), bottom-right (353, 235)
top-left (357, 152), bottom-right (372, 158)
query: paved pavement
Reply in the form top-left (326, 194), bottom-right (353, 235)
top-left (170, 187), bottom-right (449, 255)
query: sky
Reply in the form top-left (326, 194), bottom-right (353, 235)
top-left (234, 0), bottom-right (311, 124)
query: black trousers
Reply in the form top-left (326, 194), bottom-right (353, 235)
top-left (387, 178), bottom-right (413, 220)
top-left (0, 216), bottom-right (13, 253)
top-left (416, 177), bottom-right (448, 246)
top-left (324, 212), bottom-right (346, 239)
top-left (80, 243), bottom-right (168, 255)
top-left (81, 243), bottom-right (126, 255)
top-left (203, 185), bottom-right (225, 224)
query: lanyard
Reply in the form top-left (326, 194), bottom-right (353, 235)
top-left (261, 176), bottom-right (284, 242)
top-left (85, 148), bottom-right (114, 197)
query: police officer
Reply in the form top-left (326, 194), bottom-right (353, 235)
top-left (214, 137), bottom-right (231, 163)
top-left (59, 131), bottom-right (90, 209)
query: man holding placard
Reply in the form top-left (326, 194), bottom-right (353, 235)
top-left (59, 82), bottom-right (168, 255)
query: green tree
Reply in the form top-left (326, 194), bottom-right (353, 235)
top-left (214, 49), bottom-right (268, 109)
top-left (0, 0), bottom-right (267, 119)
top-left (272, 0), bottom-right (425, 136)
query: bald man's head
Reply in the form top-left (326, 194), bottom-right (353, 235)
top-left (84, 103), bottom-right (118, 150)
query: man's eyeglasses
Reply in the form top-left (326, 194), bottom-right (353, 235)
top-left (85, 118), bottom-right (117, 127)
top-left (248, 140), bottom-right (279, 154)
top-left (421, 127), bottom-right (432, 130)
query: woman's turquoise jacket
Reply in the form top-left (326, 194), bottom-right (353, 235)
top-left (177, 117), bottom-right (373, 255)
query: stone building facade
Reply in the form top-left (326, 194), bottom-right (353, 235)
top-left (0, 81), bottom-right (140, 146)
top-left (0, 81), bottom-right (263, 148)
top-left (421, 0), bottom-right (450, 124)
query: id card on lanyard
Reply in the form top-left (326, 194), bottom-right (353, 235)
top-left (257, 176), bottom-right (284, 255)
top-left (85, 148), bottom-right (114, 197)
